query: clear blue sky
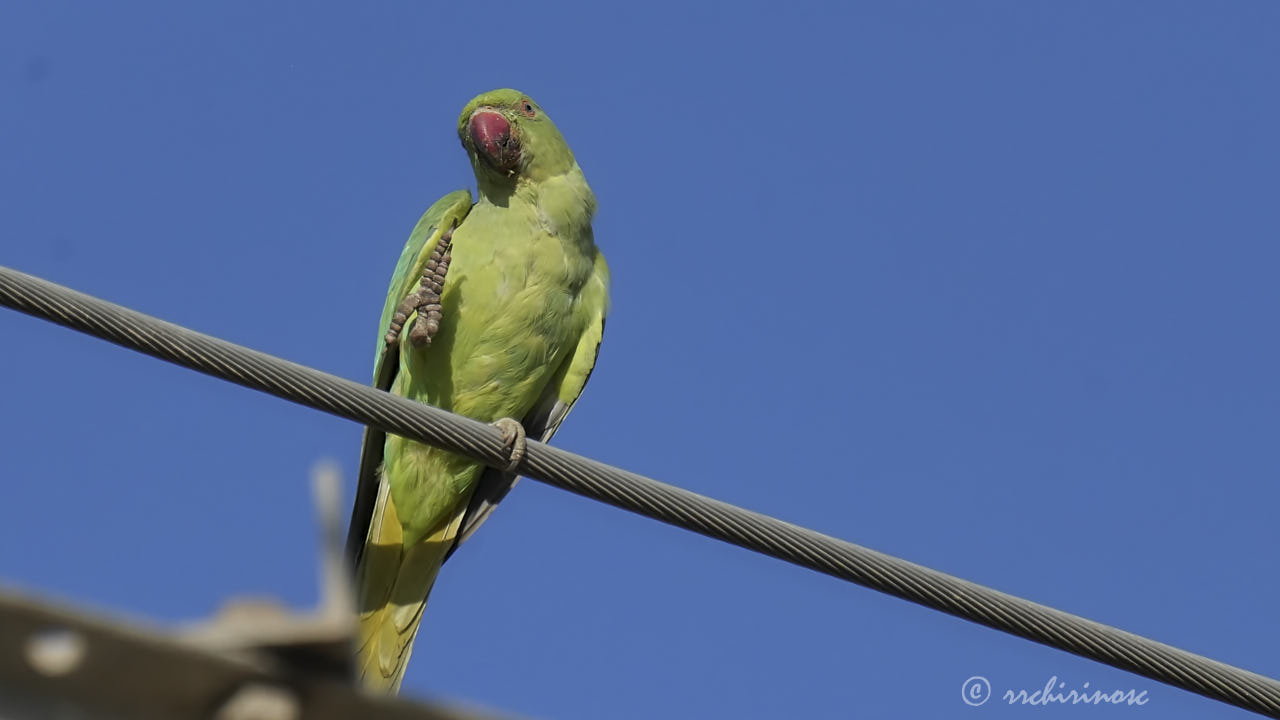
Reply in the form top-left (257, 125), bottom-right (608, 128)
top-left (2, 2), bottom-right (1277, 718)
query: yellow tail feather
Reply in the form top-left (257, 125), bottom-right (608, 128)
top-left (355, 479), bottom-right (466, 693)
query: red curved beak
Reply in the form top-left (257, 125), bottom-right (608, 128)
top-left (469, 110), bottom-right (519, 172)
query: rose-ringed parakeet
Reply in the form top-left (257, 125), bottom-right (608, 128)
top-left (347, 89), bottom-right (608, 692)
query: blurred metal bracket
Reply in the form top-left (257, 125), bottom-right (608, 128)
top-left (176, 462), bottom-right (356, 679)
top-left (0, 463), bottom-right (503, 720)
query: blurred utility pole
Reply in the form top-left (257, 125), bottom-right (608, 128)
top-left (0, 463), bottom-right (506, 720)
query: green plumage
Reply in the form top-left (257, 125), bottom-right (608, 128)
top-left (350, 89), bottom-right (609, 692)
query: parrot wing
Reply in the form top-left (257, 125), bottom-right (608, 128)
top-left (346, 189), bottom-right (473, 565)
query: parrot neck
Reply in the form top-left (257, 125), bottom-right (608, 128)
top-left (478, 165), bottom-right (596, 243)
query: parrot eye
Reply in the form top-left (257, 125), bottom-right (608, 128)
top-left (519, 100), bottom-right (537, 118)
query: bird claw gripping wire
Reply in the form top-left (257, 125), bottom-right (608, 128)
top-left (491, 417), bottom-right (527, 472)
top-left (385, 224), bottom-right (455, 350)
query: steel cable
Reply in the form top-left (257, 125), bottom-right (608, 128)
top-left (2, 264), bottom-right (1277, 717)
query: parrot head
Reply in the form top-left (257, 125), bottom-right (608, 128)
top-left (458, 89), bottom-right (576, 186)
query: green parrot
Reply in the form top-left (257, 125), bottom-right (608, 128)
top-left (347, 88), bottom-right (608, 692)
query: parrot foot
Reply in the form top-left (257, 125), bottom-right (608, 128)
top-left (491, 417), bottom-right (527, 473)
top-left (385, 224), bottom-right (456, 349)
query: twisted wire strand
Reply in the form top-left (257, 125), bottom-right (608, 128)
top-left (2, 264), bottom-right (1277, 718)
